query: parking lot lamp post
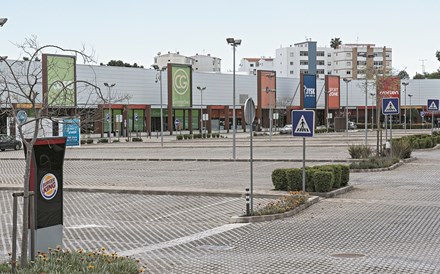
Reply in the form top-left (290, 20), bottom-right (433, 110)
top-left (0, 18), bottom-right (7, 27)
top-left (370, 93), bottom-right (375, 129)
top-left (152, 65), bottom-right (166, 147)
top-left (408, 94), bottom-right (413, 130)
top-left (402, 81), bottom-right (409, 131)
top-left (197, 86), bottom-right (206, 135)
top-left (226, 37), bottom-right (241, 159)
top-left (343, 78), bottom-right (351, 136)
top-left (104, 83), bottom-right (115, 142)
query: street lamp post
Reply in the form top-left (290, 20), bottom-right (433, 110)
top-left (408, 94), bottom-right (413, 130)
top-left (265, 87), bottom-right (274, 141)
top-left (343, 78), bottom-right (351, 136)
top-left (226, 37), bottom-right (242, 160)
top-left (152, 65), bottom-right (166, 147)
top-left (197, 86), bottom-right (206, 136)
top-left (364, 54), bottom-right (375, 146)
top-left (104, 83), bottom-right (115, 142)
top-left (402, 81), bottom-right (409, 131)
top-left (370, 93), bottom-right (375, 130)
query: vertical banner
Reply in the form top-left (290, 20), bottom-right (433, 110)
top-left (62, 118), bottom-right (81, 147)
top-left (42, 54), bottom-right (77, 107)
top-left (300, 74), bottom-right (317, 109)
top-left (257, 70), bottom-right (276, 109)
top-left (168, 64), bottom-right (192, 108)
top-left (377, 77), bottom-right (401, 108)
top-left (325, 75), bottom-right (340, 109)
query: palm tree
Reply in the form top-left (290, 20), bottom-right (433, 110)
top-left (436, 50), bottom-right (440, 62)
top-left (330, 38), bottom-right (342, 49)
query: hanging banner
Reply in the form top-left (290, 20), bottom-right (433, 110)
top-left (325, 75), bottom-right (340, 109)
top-left (61, 118), bottom-right (81, 147)
top-left (169, 64), bottom-right (192, 108)
top-left (300, 74), bottom-right (317, 109)
top-left (42, 54), bottom-right (77, 107)
top-left (257, 70), bottom-right (276, 109)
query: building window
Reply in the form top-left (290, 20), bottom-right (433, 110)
top-left (317, 51), bottom-right (324, 56)
top-left (300, 60), bottom-right (308, 65)
top-left (317, 69), bottom-right (325, 74)
top-left (374, 61), bottom-right (383, 66)
top-left (346, 53), bottom-right (351, 57)
top-left (300, 69), bottom-right (308, 74)
top-left (317, 60), bottom-right (325, 66)
top-left (346, 71), bottom-right (351, 75)
top-left (290, 61), bottom-right (294, 65)
top-left (357, 61), bottom-right (367, 66)
top-left (250, 64), bottom-right (254, 67)
top-left (290, 52), bottom-right (294, 57)
top-left (300, 51), bottom-right (308, 56)
top-left (327, 53), bottom-right (331, 57)
top-left (327, 62), bottom-right (332, 66)
top-left (346, 61), bottom-right (351, 66)
top-left (290, 70), bottom-right (294, 75)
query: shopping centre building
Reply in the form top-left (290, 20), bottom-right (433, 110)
top-left (1, 58), bottom-right (439, 137)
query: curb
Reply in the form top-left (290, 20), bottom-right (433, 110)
top-left (230, 196), bottom-right (320, 224)
top-left (350, 157), bottom-right (417, 173)
top-left (309, 185), bottom-right (354, 198)
top-left (0, 185), bottom-right (293, 199)
top-left (0, 157), bottom-right (355, 163)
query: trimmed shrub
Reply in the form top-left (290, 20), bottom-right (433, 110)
top-left (317, 165), bottom-right (341, 189)
top-left (272, 169), bottom-right (288, 190)
top-left (112, 139), bottom-right (120, 143)
top-left (132, 137), bottom-right (143, 142)
top-left (340, 165), bottom-right (350, 186)
top-left (87, 139), bottom-right (94, 144)
top-left (286, 168), bottom-right (302, 191)
top-left (176, 135), bottom-right (183, 140)
top-left (350, 156), bottom-right (399, 169)
top-left (314, 171), bottom-right (334, 193)
top-left (98, 138), bottom-right (108, 143)
top-left (80, 139), bottom-right (86, 145)
top-left (305, 168), bottom-right (317, 192)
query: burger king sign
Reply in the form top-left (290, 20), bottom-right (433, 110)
top-left (40, 173), bottom-right (58, 200)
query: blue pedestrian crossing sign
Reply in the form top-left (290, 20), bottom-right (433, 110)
top-left (427, 99), bottom-right (439, 111)
top-left (292, 110), bottom-right (315, 137)
top-left (382, 98), bottom-right (400, 115)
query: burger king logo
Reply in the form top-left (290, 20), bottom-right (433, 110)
top-left (40, 173), bottom-right (58, 200)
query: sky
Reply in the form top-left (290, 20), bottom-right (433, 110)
top-left (1, 0), bottom-right (439, 77)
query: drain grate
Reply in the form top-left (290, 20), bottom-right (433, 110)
top-left (197, 245), bottom-right (234, 251)
top-left (330, 253), bottom-right (365, 258)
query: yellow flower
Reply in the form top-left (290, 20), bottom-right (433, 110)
top-left (101, 247), bottom-right (106, 251)
top-left (139, 268), bottom-right (145, 273)
top-left (87, 265), bottom-right (95, 269)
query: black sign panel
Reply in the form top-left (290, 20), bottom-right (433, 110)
top-left (26, 138), bottom-right (66, 229)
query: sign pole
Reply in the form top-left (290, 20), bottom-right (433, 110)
top-left (302, 137), bottom-right (306, 192)
top-left (250, 120), bottom-right (254, 213)
top-left (385, 114), bottom-right (388, 141)
top-left (390, 115), bottom-right (393, 157)
top-left (432, 112), bottom-right (435, 133)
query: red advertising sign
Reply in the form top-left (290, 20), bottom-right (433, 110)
top-left (377, 77), bottom-right (400, 99)
top-left (325, 75), bottom-right (340, 109)
top-left (258, 70), bottom-right (276, 109)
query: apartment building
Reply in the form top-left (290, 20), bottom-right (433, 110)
top-left (191, 53), bottom-right (221, 73)
top-left (238, 57), bottom-right (274, 75)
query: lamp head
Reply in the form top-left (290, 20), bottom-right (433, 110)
top-left (343, 77), bottom-right (351, 83)
top-left (226, 38), bottom-right (234, 44)
top-left (151, 64), bottom-right (159, 70)
top-left (0, 18), bottom-right (7, 27)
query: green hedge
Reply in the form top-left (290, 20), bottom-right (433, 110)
top-left (314, 171), bottom-right (334, 193)
top-left (272, 169), bottom-right (288, 190)
top-left (272, 164), bottom-right (349, 192)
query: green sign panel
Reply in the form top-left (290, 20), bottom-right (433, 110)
top-left (46, 55), bottom-right (76, 107)
top-left (171, 65), bottom-right (191, 108)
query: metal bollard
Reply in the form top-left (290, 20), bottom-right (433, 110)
top-left (245, 188), bottom-right (250, 216)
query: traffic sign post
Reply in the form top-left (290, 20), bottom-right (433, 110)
top-left (382, 98), bottom-right (400, 158)
top-left (244, 98), bottom-right (256, 215)
top-left (427, 99), bottom-right (439, 132)
top-left (292, 110), bottom-right (315, 192)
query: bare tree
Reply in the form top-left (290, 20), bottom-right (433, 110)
top-left (0, 37), bottom-right (129, 266)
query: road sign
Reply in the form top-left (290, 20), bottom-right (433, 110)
top-left (420, 111), bottom-right (425, 118)
top-left (244, 98), bottom-right (256, 125)
top-left (175, 119), bottom-right (180, 126)
top-left (427, 99), bottom-right (439, 111)
top-left (106, 113), bottom-right (110, 122)
top-left (134, 113), bottom-right (139, 121)
top-left (292, 110), bottom-right (315, 137)
top-left (16, 110), bottom-right (28, 124)
top-left (382, 98), bottom-right (400, 115)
